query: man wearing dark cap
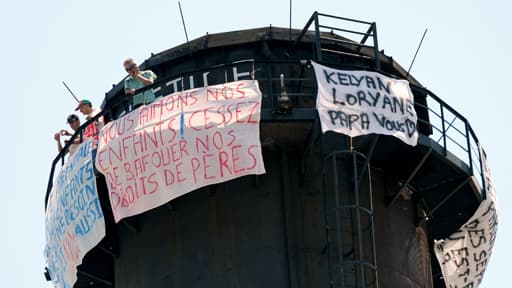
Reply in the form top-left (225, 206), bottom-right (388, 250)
top-left (54, 114), bottom-right (87, 156)
top-left (75, 99), bottom-right (103, 146)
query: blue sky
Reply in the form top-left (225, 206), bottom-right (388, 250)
top-left (2, 0), bottom-right (510, 287)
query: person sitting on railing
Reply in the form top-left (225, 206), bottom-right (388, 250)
top-left (123, 58), bottom-right (158, 109)
top-left (75, 99), bottom-right (103, 148)
top-left (53, 114), bottom-right (86, 156)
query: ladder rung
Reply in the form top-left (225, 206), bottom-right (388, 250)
top-left (320, 48), bottom-right (373, 59)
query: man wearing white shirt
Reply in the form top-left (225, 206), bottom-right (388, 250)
top-left (75, 99), bottom-right (103, 141)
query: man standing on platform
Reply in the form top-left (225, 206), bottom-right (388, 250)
top-left (75, 99), bottom-right (103, 149)
top-left (53, 114), bottom-right (86, 156)
top-left (123, 58), bottom-right (158, 109)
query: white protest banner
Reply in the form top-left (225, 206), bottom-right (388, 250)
top-left (434, 146), bottom-right (498, 287)
top-left (312, 62), bottom-right (418, 146)
top-left (45, 140), bottom-right (105, 288)
top-left (96, 80), bottom-right (266, 222)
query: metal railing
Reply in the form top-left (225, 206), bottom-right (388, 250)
top-left (45, 58), bottom-right (487, 208)
top-left (411, 84), bottom-right (486, 197)
top-left (291, 12), bottom-right (380, 69)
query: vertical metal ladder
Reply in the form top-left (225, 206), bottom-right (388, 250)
top-left (323, 150), bottom-right (378, 288)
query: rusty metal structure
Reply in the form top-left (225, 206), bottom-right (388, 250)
top-left (45, 12), bottom-right (489, 288)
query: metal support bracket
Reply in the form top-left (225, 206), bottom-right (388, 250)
top-left (417, 177), bottom-right (471, 226)
top-left (121, 218), bottom-right (139, 233)
top-left (97, 245), bottom-right (116, 258)
top-left (387, 147), bottom-right (432, 207)
top-left (77, 269), bottom-right (113, 286)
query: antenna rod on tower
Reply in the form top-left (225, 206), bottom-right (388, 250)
top-left (62, 81), bottom-right (80, 103)
top-left (406, 28), bottom-right (428, 78)
top-left (178, 2), bottom-right (191, 53)
top-left (289, 0), bottom-right (292, 41)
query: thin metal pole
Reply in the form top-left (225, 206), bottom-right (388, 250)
top-left (406, 28), bottom-right (428, 77)
top-left (371, 23), bottom-right (380, 71)
top-left (465, 121), bottom-right (473, 171)
top-left (478, 144), bottom-right (487, 199)
top-left (314, 13), bottom-right (322, 61)
top-left (178, 2), bottom-right (191, 52)
top-left (440, 104), bottom-right (447, 155)
top-left (289, 0), bottom-right (292, 41)
top-left (62, 81), bottom-right (80, 103)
